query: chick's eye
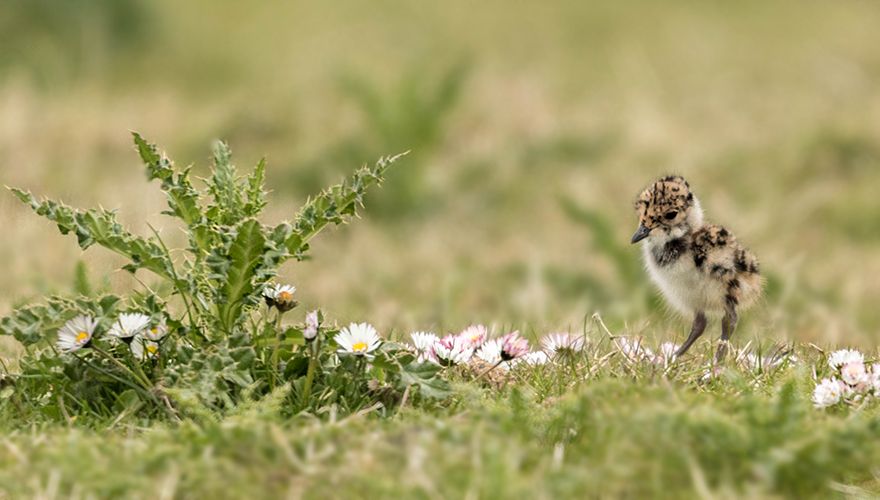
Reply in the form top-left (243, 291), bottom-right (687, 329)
top-left (664, 211), bottom-right (678, 220)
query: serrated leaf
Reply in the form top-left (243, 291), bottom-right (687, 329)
top-left (9, 188), bottom-right (176, 281)
top-left (217, 220), bottom-right (265, 332)
top-left (133, 133), bottom-right (211, 253)
top-left (273, 151), bottom-right (408, 259)
top-left (398, 362), bottom-right (451, 399)
top-left (243, 158), bottom-right (268, 217)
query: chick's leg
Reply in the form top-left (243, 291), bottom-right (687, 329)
top-left (675, 311), bottom-right (707, 357)
top-left (716, 307), bottom-right (738, 362)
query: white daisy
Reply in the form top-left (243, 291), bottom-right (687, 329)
top-left (57, 315), bottom-right (98, 353)
top-left (335, 322), bottom-right (382, 356)
top-left (812, 378), bottom-right (844, 409)
top-left (303, 310), bottom-right (320, 341)
top-left (520, 350), bottom-right (549, 366)
top-left (840, 362), bottom-right (869, 389)
top-left (615, 337), bottom-right (654, 362)
top-left (541, 333), bottom-right (586, 356)
top-left (828, 349), bottom-right (864, 370)
top-left (410, 331), bottom-right (439, 362)
top-left (130, 335), bottom-right (160, 360)
top-left (474, 338), bottom-right (503, 365)
top-left (142, 319), bottom-right (169, 341)
top-left (652, 342), bottom-right (679, 365)
top-left (431, 335), bottom-right (474, 367)
top-left (457, 325), bottom-right (488, 348)
top-left (264, 283), bottom-right (298, 312)
top-left (108, 313), bottom-right (151, 339)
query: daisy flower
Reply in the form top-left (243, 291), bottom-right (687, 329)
top-left (541, 333), bottom-right (586, 356)
top-left (264, 283), bottom-right (298, 312)
top-left (108, 313), bottom-right (151, 340)
top-left (142, 319), bottom-right (169, 341)
top-left (57, 315), bottom-right (98, 353)
top-left (431, 335), bottom-right (474, 367)
top-left (410, 331), bottom-right (439, 362)
top-left (828, 349), bottom-right (864, 370)
top-left (499, 332), bottom-right (529, 361)
top-left (457, 325), bottom-right (488, 348)
top-left (474, 338), bottom-right (503, 365)
top-left (615, 337), bottom-right (654, 362)
top-left (335, 322), bottom-right (382, 356)
top-left (654, 342), bottom-right (679, 365)
top-left (130, 335), bottom-right (160, 360)
top-left (520, 350), bottom-right (549, 366)
top-left (303, 310), bottom-right (320, 341)
top-left (840, 361), bottom-right (869, 389)
top-left (812, 378), bottom-right (844, 408)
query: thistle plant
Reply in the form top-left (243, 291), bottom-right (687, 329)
top-left (0, 133), bottom-right (448, 421)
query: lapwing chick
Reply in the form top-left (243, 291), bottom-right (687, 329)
top-left (631, 176), bottom-right (762, 361)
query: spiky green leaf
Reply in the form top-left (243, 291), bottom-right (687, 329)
top-left (10, 188), bottom-right (176, 281)
top-left (132, 132), bottom-right (211, 253)
top-left (272, 151), bottom-right (408, 259)
top-left (218, 220), bottom-right (266, 332)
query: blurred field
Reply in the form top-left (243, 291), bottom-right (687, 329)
top-left (4, 0), bottom-right (880, 348)
top-left (4, 1), bottom-right (880, 497)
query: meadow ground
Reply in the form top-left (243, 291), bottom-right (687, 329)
top-left (2, 1), bottom-right (880, 497)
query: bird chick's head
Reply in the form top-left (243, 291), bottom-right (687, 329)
top-left (632, 175), bottom-right (702, 244)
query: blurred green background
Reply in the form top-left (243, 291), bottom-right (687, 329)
top-left (2, 0), bottom-right (880, 346)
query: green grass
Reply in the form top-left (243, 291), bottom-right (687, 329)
top-left (2, 343), bottom-right (879, 499)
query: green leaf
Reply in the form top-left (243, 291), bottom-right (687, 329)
top-left (217, 220), bottom-right (266, 332)
top-left (398, 362), bottom-right (451, 399)
top-left (0, 294), bottom-right (121, 345)
top-left (9, 188), bottom-right (176, 281)
top-left (243, 158), bottom-right (267, 217)
top-left (273, 151), bottom-right (408, 260)
top-left (207, 140), bottom-right (246, 225)
top-left (133, 132), bottom-right (211, 253)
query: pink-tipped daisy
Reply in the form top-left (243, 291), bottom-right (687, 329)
top-left (303, 310), bottom-right (321, 341)
top-left (499, 332), bottom-right (529, 361)
top-left (828, 349), bottom-right (864, 370)
top-left (410, 331), bottom-right (439, 363)
top-left (457, 325), bottom-right (488, 348)
top-left (431, 335), bottom-right (474, 367)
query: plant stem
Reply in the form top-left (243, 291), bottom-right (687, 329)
top-left (475, 360), bottom-right (504, 381)
top-left (300, 339), bottom-right (320, 409)
top-left (92, 346), bottom-right (152, 390)
top-left (147, 223), bottom-right (200, 336)
top-left (270, 310), bottom-right (283, 389)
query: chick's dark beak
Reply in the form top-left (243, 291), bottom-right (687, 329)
top-left (631, 224), bottom-right (650, 244)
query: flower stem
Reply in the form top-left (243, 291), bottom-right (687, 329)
top-left (270, 310), bottom-right (284, 390)
top-left (92, 346), bottom-right (152, 390)
top-left (300, 339), bottom-right (320, 409)
top-left (475, 360), bottom-right (503, 381)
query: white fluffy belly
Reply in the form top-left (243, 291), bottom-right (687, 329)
top-left (643, 245), bottom-right (725, 314)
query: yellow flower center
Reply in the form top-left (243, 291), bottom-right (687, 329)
top-left (75, 331), bottom-right (90, 344)
top-left (151, 327), bottom-right (159, 334)
top-left (146, 344), bottom-right (159, 355)
top-left (351, 341), bottom-right (368, 352)
top-left (278, 291), bottom-right (293, 303)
